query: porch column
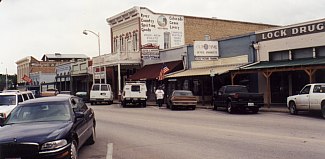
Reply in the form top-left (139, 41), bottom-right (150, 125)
top-left (231, 72), bottom-right (237, 85)
top-left (262, 71), bottom-right (272, 108)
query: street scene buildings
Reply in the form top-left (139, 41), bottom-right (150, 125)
top-left (12, 6), bottom-right (325, 108)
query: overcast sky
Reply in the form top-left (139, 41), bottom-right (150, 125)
top-left (1, 0), bottom-right (324, 74)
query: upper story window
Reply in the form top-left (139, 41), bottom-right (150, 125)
top-left (133, 32), bottom-right (138, 51)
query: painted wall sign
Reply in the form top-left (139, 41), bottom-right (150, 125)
top-left (140, 8), bottom-right (185, 49)
top-left (256, 21), bottom-right (325, 42)
top-left (194, 41), bottom-right (219, 60)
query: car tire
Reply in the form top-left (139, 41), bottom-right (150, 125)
top-left (90, 102), bottom-right (94, 105)
top-left (213, 104), bottom-right (218, 111)
top-left (143, 102), bottom-right (147, 108)
top-left (170, 104), bottom-right (175, 110)
top-left (86, 126), bottom-right (96, 145)
top-left (289, 102), bottom-right (298, 115)
top-left (227, 102), bottom-right (234, 114)
top-left (122, 101), bottom-right (126, 108)
top-left (321, 105), bottom-right (325, 119)
top-left (70, 140), bottom-right (78, 159)
top-left (192, 106), bottom-right (196, 110)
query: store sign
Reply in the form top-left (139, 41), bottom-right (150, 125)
top-left (141, 49), bottom-right (160, 59)
top-left (140, 8), bottom-right (185, 49)
top-left (94, 72), bottom-right (105, 79)
top-left (256, 21), bottom-right (325, 42)
top-left (194, 41), bottom-right (219, 60)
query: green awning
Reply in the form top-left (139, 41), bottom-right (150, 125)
top-left (240, 58), bottom-right (325, 70)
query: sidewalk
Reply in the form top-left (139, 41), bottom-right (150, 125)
top-left (144, 101), bottom-right (288, 113)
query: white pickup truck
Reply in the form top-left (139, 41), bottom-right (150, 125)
top-left (287, 83), bottom-right (325, 118)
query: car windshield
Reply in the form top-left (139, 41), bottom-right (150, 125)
top-left (173, 91), bottom-right (193, 96)
top-left (0, 95), bottom-right (16, 106)
top-left (5, 101), bottom-right (71, 124)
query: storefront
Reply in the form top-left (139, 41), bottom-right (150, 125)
top-left (231, 19), bottom-right (325, 107)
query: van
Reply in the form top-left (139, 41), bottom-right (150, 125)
top-left (90, 84), bottom-right (114, 105)
top-left (121, 81), bottom-right (147, 107)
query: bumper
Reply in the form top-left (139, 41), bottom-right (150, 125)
top-left (123, 98), bottom-right (147, 104)
top-left (0, 143), bottom-right (71, 159)
top-left (90, 98), bottom-right (113, 102)
top-left (230, 102), bottom-right (263, 109)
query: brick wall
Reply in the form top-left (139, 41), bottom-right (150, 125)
top-left (184, 16), bottom-right (277, 44)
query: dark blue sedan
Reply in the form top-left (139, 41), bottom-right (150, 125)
top-left (0, 95), bottom-right (96, 159)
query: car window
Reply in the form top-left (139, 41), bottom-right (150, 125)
top-left (101, 85), bottom-right (109, 91)
top-left (0, 95), bottom-right (16, 106)
top-left (92, 85), bottom-right (100, 91)
top-left (18, 95), bottom-right (24, 103)
top-left (22, 93), bottom-right (29, 101)
top-left (225, 86), bottom-right (248, 93)
top-left (173, 91), bottom-right (193, 96)
top-left (313, 85), bottom-right (325, 93)
top-left (131, 85), bottom-right (140, 92)
top-left (72, 98), bottom-right (88, 112)
top-left (300, 85), bottom-right (311, 94)
top-left (27, 93), bottom-right (34, 99)
top-left (6, 101), bottom-right (71, 124)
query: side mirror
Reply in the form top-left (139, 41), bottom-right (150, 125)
top-left (75, 112), bottom-right (85, 119)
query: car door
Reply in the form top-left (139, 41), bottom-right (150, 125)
top-left (215, 86), bottom-right (226, 107)
top-left (295, 85), bottom-right (311, 110)
top-left (309, 84), bottom-right (325, 110)
top-left (71, 97), bottom-right (89, 147)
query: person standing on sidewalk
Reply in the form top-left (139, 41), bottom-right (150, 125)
top-left (155, 86), bottom-right (164, 108)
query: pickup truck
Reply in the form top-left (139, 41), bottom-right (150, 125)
top-left (287, 83), bottom-right (325, 118)
top-left (213, 85), bottom-right (264, 114)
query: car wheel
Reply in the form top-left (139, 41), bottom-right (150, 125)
top-left (70, 140), bottom-right (78, 159)
top-left (227, 102), bottom-right (234, 114)
top-left (90, 102), bottom-right (94, 105)
top-left (213, 104), bottom-right (218, 111)
top-left (321, 105), bottom-right (325, 119)
top-left (86, 126), bottom-right (96, 145)
top-left (192, 106), bottom-right (196, 110)
top-left (122, 101), bottom-right (126, 108)
top-left (170, 104), bottom-right (174, 110)
top-left (289, 102), bottom-right (298, 115)
top-left (143, 102), bottom-right (147, 108)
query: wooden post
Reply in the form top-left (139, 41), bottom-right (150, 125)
top-left (304, 69), bottom-right (316, 83)
top-left (231, 72), bottom-right (237, 85)
top-left (262, 71), bottom-right (272, 108)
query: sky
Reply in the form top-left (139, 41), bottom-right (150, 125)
top-left (0, 0), bottom-right (324, 74)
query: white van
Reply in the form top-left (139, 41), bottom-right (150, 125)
top-left (121, 81), bottom-right (147, 107)
top-left (90, 84), bottom-right (114, 105)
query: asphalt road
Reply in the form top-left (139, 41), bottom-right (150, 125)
top-left (79, 104), bottom-right (325, 159)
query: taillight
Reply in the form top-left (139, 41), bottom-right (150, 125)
top-left (234, 93), bottom-right (239, 99)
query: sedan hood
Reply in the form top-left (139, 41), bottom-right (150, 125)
top-left (0, 121), bottom-right (73, 144)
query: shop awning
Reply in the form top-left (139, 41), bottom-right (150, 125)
top-left (240, 58), bottom-right (325, 70)
top-left (128, 60), bottom-right (183, 80)
top-left (166, 65), bottom-right (240, 78)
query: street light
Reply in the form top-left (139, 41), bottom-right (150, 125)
top-left (83, 29), bottom-right (102, 84)
top-left (83, 30), bottom-right (101, 56)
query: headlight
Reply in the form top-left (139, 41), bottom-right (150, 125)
top-left (41, 139), bottom-right (68, 150)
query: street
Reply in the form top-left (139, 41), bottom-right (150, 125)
top-left (79, 104), bottom-right (325, 159)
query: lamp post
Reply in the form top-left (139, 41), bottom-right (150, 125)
top-left (83, 29), bottom-right (102, 84)
top-left (83, 30), bottom-right (101, 56)
top-left (210, 69), bottom-right (215, 106)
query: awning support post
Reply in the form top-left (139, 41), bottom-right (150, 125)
top-left (263, 71), bottom-right (272, 108)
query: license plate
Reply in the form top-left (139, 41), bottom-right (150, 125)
top-left (248, 103), bottom-right (254, 106)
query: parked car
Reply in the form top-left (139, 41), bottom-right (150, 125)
top-left (0, 95), bottom-right (96, 158)
top-left (166, 90), bottom-right (197, 110)
top-left (287, 83), bottom-right (325, 118)
top-left (0, 91), bottom-right (26, 122)
top-left (40, 88), bottom-right (58, 97)
top-left (121, 81), bottom-right (147, 107)
top-left (90, 84), bottom-right (114, 105)
top-left (213, 85), bottom-right (264, 113)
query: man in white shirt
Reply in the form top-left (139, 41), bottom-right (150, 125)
top-left (155, 87), bottom-right (164, 108)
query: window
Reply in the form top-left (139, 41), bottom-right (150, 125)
top-left (92, 84), bottom-right (100, 91)
top-left (164, 32), bottom-right (171, 49)
top-left (133, 33), bottom-right (138, 51)
top-left (101, 85), bottom-right (109, 91)
top-left (300, 85), bottom-right (311, 94)
top-left (131, 85), bottom-right (140, 92)
top-left (18, 95), bottom-right (24, 103)
top-left (269, 51), bottom-right (289, 61)
top-left (313, 85), bottom-right (325, 93)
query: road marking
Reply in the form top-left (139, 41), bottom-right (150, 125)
top-left (106, 142), bottom-right (113, 159)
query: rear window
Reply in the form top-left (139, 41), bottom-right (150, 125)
top-left (173, 91), bottom-right (193, 96)
top-left (225, 86), bottom-right (248, 93)
top-left (131, 85), bottom-right (140, 92)
top-left (92, 85), bottom-right (100, 91)
top-left (101, 85), bottom-right (109, 91)
top-left (313, 85), bottom-right (325, 93)
top-left (0, 95), bottom-right (16, 106)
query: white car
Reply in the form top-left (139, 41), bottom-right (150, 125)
top-left (121, 81), bottom-right (147, 107)
top-left (287, 83), bottom-right (325, 118)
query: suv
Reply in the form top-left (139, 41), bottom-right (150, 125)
top-left (90, 84), bottom-right (114, 105)
top-left (121, 81), bottom-right (147, 107)
top-left (0, 91), bottom-right (25, 121)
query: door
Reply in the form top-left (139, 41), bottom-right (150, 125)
top-left (71, 97), bottom-right (89, 146)
top-left (295, 85), bottom-right (311, 110)
top-left (309, 84), bottom-right (325, 110)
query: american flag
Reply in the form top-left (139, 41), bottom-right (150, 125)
top-left (158, 64), bottom-right (169, 81)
